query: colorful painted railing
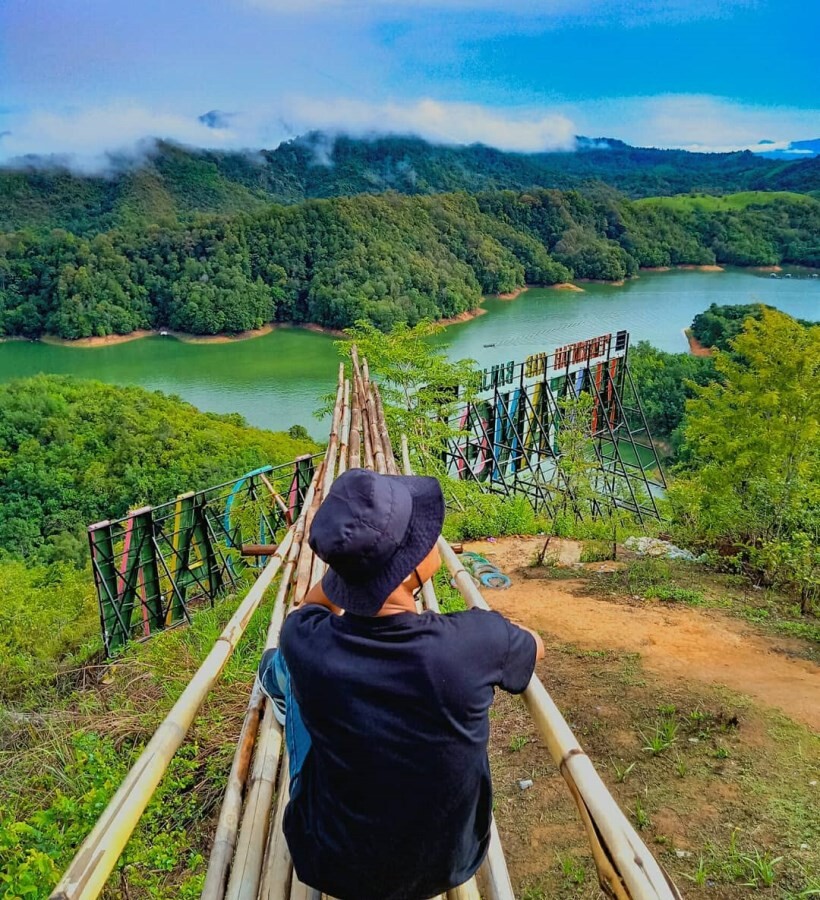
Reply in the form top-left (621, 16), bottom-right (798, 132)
top-left (88, 454), bottom-right (320, 654)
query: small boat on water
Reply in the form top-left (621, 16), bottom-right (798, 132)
top-left (483, 343), bottom-right (496, 347)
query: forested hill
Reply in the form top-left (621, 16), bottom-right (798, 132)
top-left (2, 188), bottom-right (818, 339)
top-left (2, 132), bottom-right (820, 235)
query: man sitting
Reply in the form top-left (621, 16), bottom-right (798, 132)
top-left (258, 468), bottom-right (544, 900)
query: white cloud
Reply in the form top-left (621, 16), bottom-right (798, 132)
top-left (284, 98), bottom-right (576, 152)
top-left (0, 106), bottom-right (236, 173)
top-left (571, 95), bottom-right (820, 153)
top-left (1, 94), bottom-right (817, 173)
top-left (0, 98), bottom-right (576, 170)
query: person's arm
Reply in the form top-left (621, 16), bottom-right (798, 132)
top-left (301, 580), bottom-right (343, 614)
top-left (512, 621), bottom-right (544, 661)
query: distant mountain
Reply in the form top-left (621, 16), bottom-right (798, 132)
top-left (756, 138), bottom-right (820, 160)
top-left (2, 132), bottom-right (819, 235)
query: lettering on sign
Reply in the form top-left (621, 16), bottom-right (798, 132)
top-left (524, 352), bottom-right (548, 378)
top-left (480, 360), bottom-right (515, 391)
top-left (553, 333), bottom-right (612, 371)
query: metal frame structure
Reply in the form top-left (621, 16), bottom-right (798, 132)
top-left (88, 454), bottom-right (320, 655)
top-left (444, 330), bottom-right (666, 522)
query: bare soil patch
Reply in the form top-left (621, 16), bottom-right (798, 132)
top-left (470, 536), bottom-right (819, 730)
top-left (684, 328), bottom-right (713, 357)
top-left (480, 536), bottom-right (820, 897)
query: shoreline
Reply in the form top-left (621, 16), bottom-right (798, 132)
top-left (438, 307), bottom-right (488, 326)
top-left (494, 282), bottom-right (584, 301)
top-left (6, 310), bottom-right (487, 351)
top-left (684, 328), bottom-right (713, 357)
top-left (4, 263), bottom-right (810, 350)
top-left (27, 322), bottom-right (345, 350)
top-left (640, 264), bottom-right (724, 273)
top-left (578, 277), bottom-right (627, 287)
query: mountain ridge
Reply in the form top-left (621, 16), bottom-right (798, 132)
top-left (2, 131), bottom-right (819, 236)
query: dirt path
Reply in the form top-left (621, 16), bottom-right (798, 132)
top-left (465, 537), bottom-right (820, 731)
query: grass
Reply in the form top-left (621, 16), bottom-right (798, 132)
top-left (632, 795), bottom-right (651, 829)
top-left (433, 565), bottom-right (468, 613)
top-left (681, 830), bottom-right (786, 890)
top-left (640, 718), bottom-right (679, 755)
top-left (635, 191), bottom-right (817, 212)
top-left (0, 580), bottom-right (268, 897)
top-left (557, 853), bottom-right (587, 886)
top-left (611, 759), bottom-right (636, 783)
top-left (579, 540), bottom-right (613, 563)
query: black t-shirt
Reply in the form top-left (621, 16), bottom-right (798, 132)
top-left (280, 605), bottom-right (537, 900)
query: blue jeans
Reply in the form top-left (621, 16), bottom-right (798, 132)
top-left (259, 649), bottom-right (312, 792)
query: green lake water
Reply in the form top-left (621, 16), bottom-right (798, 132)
top-left (1, 268), bottom-right (817, 438)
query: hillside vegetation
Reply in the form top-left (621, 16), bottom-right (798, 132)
top-left (2, 189), bottom-right (819, 339)
top-left (634, 190), bottom-right (817, 211)
top-left (0, 376), bottom-right (319, 697)
top-left (2, 134), bottom-right (820, 235)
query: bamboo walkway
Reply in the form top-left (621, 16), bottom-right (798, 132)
top-left (51, 353), bottom-right (682, 900)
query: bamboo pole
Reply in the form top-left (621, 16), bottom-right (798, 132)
top-left (258, 755), bottom-right (293, 900)
top-left (201, 681), bottom-right (265, 900)
top-left (436, 534), bottom-right (677, 899)
top-left (337, 380), bottom-right (352, 478)
top-left (349, 379), bottom-right (362, 471)
top-left (356, 381), bottom-right (375, 471)
top-left (290, 879), bottom-right (321, 900)
top-left (222, 464), bottom-right (325, 900)
top-left (260, 370), bottom-right (350, 898)
top-left (352, 346), bottom-right (376, 472)
top-left (372, 384), bottom-right (396, 469)
top-left (310, 369), bottom-right (344, 588)
top-left (476, 820), bottom-right (515, 900)
top-left (260, 474), bottom-right (290, 519)
top-left (50, 528), bottom-right (295, 900)
top-left (446, 878), bottom-right (481, 900)
top-left (364, 386), bottom-right (387, 474)
top-left (235, 369), bottom-right (345, 898)
top-left (225, 710), bottom-right (283, 900)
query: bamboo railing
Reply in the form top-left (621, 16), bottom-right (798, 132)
top-left (51, 353), bottom-right (680, 900)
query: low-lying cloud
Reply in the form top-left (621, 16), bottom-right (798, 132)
top-left (0, 94), bottom-right (817, 173)
top-left (0, 106), bottom-right (236, 174)
top-left (580, 95), bottom-right (820, 153)
top-left (288, 98), bottom-right (576, 152)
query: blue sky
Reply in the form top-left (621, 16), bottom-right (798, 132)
top-left (1, 0), bottom-right (818, 168)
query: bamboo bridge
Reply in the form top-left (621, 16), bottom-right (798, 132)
top-left (51, 352), bottom-right (682, 900)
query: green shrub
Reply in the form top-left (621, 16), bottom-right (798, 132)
top-left (580, 540), bottom-right (613, 563)
top-left (650, 585), bottom-right (706, 605)
top-left (433, 567), bottom-right (468, 614)
top-left (0, 733), bottom-right (207, 898)
top-left (0, 558), bottom-right (99, 701)
top-left (443, 491), bottom-right (539, 541)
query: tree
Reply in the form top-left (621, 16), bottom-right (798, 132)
top-left (554, 392), bottom-right (600, 525)
top-left (336, 320), bottom-right (478, 473)
top-left (671, 309), bottom-right (820, 611)
top-left (628, 341), bottom-right (716, 452)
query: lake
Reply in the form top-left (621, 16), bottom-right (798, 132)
top-left (1, 268), bottom-right (817, 438)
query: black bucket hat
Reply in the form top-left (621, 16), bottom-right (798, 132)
top-left (308, 468), bottom-right (445, 616)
